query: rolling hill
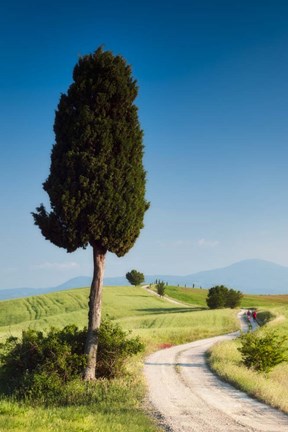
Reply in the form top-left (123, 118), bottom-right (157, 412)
top-left (1, 259), bottom-right (288, 301)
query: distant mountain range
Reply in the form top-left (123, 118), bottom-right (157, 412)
top-left (1, 259), bottom-right (287, 301)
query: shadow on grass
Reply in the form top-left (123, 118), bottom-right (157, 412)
top-left (116, 294), bottom-right (155, 298)
top-left (135, 307), bottom-right (206, 314)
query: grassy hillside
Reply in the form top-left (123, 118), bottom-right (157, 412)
top-left (1, 284), bottom-right (287, 431)
top-left (0, 286), bottom-right (191, 337)
top-left (1, 284), bottom-right (286, 346)
top-left (162, 285), bottom-right (288, 309)
top-left (0, 286), bottom-right (239, 350)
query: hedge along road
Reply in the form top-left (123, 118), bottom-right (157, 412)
top-left (144, 311), bottom-right (288, 432)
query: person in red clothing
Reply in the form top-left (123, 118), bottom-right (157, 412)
top-left (252, 310), bottom-right (257, 321)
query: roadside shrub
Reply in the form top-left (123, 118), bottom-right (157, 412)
top-left (256, 310), bottom-right (274, 326)
top-left (238, 329), bottom-right (288, 373)
top-left (0, 318), bottom-right (144, 401)
top-left (96, 318), bottom-right (144, 378)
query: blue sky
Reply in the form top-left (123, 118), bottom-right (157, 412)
top-left (1, 0), bottom-right (288, 288)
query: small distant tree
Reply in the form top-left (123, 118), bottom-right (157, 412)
top-left (126, 270), bottom-right (144, 286)
top-left (156, 281), bottom-right (166, 297)
top-left (226, 289), bottom-right (243, 309)
top-left (206, 285), bottom-right (228, 309)
top-left (206, 285), bottom-right (243, 309)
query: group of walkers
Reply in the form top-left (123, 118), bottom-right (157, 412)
top-left (247, 309), bottom-right (257, 321)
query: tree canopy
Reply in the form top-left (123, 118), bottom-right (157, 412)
top-left (33, 47), bottom-right (149, 256)
top-left (126, 269), bottom-right (145, 286)
top-left (206, 285), bottom-right (243, 309)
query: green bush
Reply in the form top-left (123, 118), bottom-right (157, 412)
top-left (238, 329), bottom-right (288, 372)
top-left (0, 318), bottom-right (144, 401)
top-left (126, 270), bottom-right (145, 286)
top-left (96, 318), bottom-right (144, 378)
top-left (206, 285), bottom-right (242, 309)
top-left (226, 288), bottom-right (243, 308)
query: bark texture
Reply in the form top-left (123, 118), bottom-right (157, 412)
top-left (84, 243), bottom-right (106, 380)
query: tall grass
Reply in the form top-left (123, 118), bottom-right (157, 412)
top-left (0, 372), bottom-right (158, 432)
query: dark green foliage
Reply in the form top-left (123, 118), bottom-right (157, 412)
top-left (32, 47), bottom-right (149, 255)
top-left (206, 285), bottom-right (228, 309)
top-left (126, 269), bottom-right (144, 286)
top-left (238, 329), bottom-right (288, 372)
top-left (156, 281), bottom-right (166, 297)
top-left (206, 285), bottom-right (243, 309)
top-left (97, 318), bottom-right (144, 378)
top-left (256, 310), bottom-right (274, 326)
top-left (0, 319), bottom-right (144, 400)
top-left (226, 289), bottom-right (243, 308)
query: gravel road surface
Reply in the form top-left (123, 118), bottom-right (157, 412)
top-left (144, 312), bottom-right (288, 432)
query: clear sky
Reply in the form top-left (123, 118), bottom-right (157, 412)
top-left (1, 0), bottom-right (288, 289)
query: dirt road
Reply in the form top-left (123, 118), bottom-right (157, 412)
top-left (144, 313), bottom-right (288, 432)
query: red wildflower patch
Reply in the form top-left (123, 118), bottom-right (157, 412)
top-left (158, 343), bottom-right (173, 350)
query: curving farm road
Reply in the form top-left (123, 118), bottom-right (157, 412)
top-left (144, 313), bottom-right (288, 432)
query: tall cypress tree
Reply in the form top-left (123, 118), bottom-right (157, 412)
top-left (32, 47), bottom-right (149, 380)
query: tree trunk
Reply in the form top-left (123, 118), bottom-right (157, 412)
top-left (84, 243), bottom-right (106, 380)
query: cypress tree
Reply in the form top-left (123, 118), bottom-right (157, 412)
top-left (32, 47), bottom-right (149, 380)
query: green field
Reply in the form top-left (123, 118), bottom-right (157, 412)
top-left (0, 284), bottom-right (287, 431)
top-left (0, 285), bottom-right (238, 350)
top-left (162, 284), bottom-right (288, 309)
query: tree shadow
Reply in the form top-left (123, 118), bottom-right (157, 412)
top-left (135, 307), bottom-right (206, 314)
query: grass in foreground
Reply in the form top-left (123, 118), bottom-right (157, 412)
top-left (0, 369), bottom-right (158, 432)
top-left (207, 305), bottom-right (288, 413)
